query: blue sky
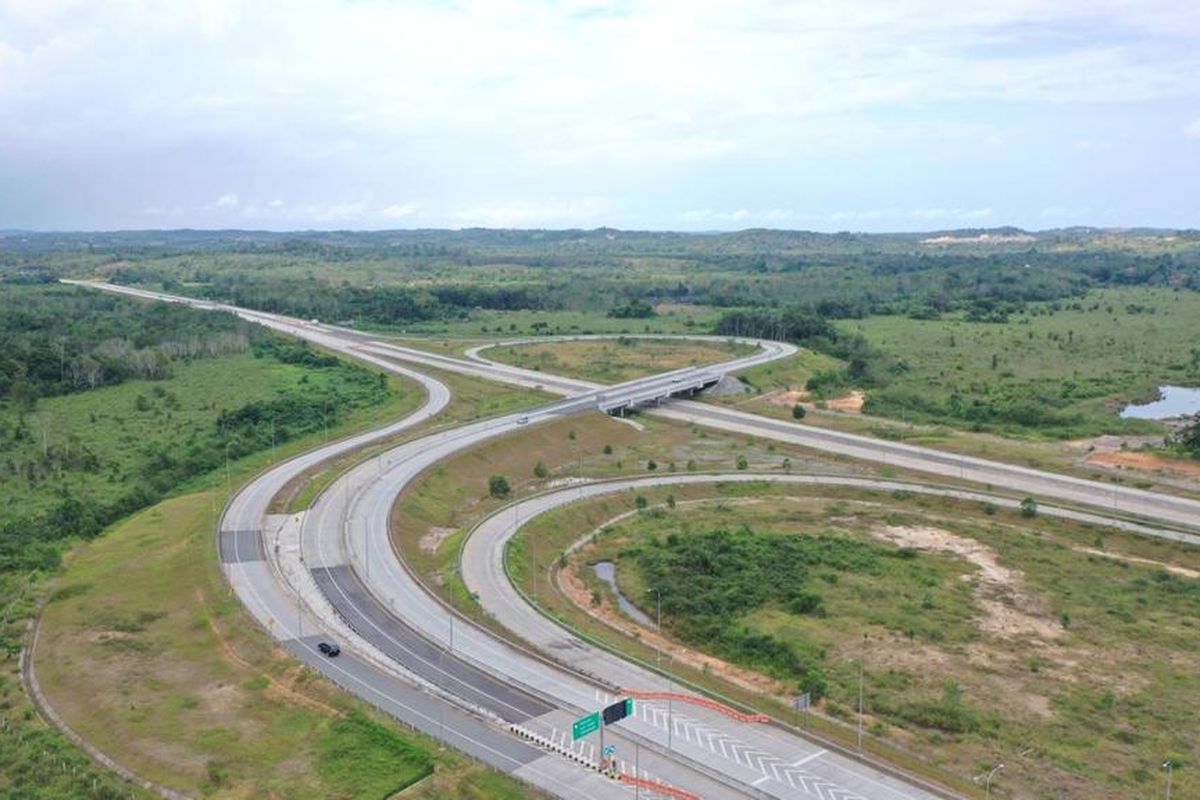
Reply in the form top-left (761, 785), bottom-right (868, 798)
top-left (1, 0), bottom-right (1198, 231)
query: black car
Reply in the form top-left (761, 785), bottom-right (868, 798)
top-left (317, 641), bottom-right (340, 657)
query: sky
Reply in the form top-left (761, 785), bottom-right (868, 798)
top-left (1, 0), bottom-right (1198, 232)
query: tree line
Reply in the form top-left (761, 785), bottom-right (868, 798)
top-left (0, 284), bottom-right (255, 405)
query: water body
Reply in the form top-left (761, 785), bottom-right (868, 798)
top-left (1120, 386), bottom-right (1200, 420)
top-left (592, 561), bottom-right (655, 627)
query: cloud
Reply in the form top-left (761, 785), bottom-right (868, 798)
top-left (681, 208), bottom-right (751, 224)
top-left (304, 200), bottom-right (367, 223)
top-left (911, 207), bottom-right (994, 222)
top-left (2, 1), bottom-right (1200, 229)
top-left (452, 199), bottom-right (609, 228)
top-left (381, 202), bottom-right (420, 220)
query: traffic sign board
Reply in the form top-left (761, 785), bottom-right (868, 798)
top-left (572, 711), bottom-right (601, 740)
top-left (603, 744), bottom-right (616, 757)
top-left (602, 698), bottom-right (634, 725)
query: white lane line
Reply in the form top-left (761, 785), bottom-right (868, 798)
top-left (791, 749), bottom-right (827, 768)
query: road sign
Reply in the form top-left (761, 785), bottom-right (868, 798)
top-left (603, 744), bottom-right (616, 757)
top-left (602, 698), bottom-right (634, 725)
top-left (795, 692), bottom-right (811, 712)
top-left (572, 711), bottom-right (601, 741)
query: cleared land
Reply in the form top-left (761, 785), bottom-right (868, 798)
top-left (485, 337), bottom-right (756, 384)
top-left (529, 489), bottom-right (1199, 800)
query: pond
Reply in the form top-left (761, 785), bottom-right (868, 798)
top-left (1119, 386), bottom-right (1200, 420)
top-left (592, 561), bottom-right (654, 627)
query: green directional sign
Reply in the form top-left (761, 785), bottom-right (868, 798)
top-left (572, 711), bottom-right (601, 741)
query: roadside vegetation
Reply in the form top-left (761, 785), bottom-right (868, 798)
top-left (0, 285), bottom-right (529, 798)
top-left (36, 477), bottom-right (527, 798)
top-left (390, 412), bottom-right (865, 625)
top-left (518, 488), bottom-right (1198, 800)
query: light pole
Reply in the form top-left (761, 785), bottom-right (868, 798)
top-left (857, 633), bottom-right (867, 752)
top-left (1163, 760), bottom-right (1174, 800)
top-left (648, 587), bottom-right (663, 671)
top-left (985, 763), bottom-right (1004, 798)
top-left (224, 441), bottom-right (234, 496)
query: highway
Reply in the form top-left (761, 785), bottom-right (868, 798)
top-left (70, 280), bottom-right (1200, 799)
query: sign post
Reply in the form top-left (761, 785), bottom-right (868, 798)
top-left (575, 699), bottom-right (634, 772)
top-left (572, 711), bottom-right (600, 741)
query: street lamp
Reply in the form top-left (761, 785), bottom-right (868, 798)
top-left (857, 633), bottom-right (867, 752)
top-left (985, 763), bottom-right (1004, 798)
top-left (648, 588), bottom-right (663, 670)
top-left (224, 441), bottom-right (234, 496)
top-left (1163, 760), bottom-right (1174, 800)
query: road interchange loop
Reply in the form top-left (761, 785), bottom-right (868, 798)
top-left (70, 282), bottom-right (1200, 799)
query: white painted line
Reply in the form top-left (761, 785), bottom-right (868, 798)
top-left (791, 748), bottom-right (827, 768)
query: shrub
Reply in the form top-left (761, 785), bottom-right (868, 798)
top-left (488, 474), bottom-right (511, 498)
top-left (1020, 496), bottom-right (1038, 517)
top-left (532, 460), bottom-right (548, 478)
top-left (792, 403), bottom-right (806, 420)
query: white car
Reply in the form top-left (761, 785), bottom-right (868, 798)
top-left (517, 416), bottom-right (529, 425)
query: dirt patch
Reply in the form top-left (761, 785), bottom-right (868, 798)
top-left (1075, 546), bottom-right (1200, 579)
top-left (824, 390), bottom-right (865, 414)
top-left (872, 525), bottom-right (1061, 640)
top-left (200, 590), bottom-right (341, 718)
top-left (419, 526), bottom-right (458, 554)
top-left (1069, 434), bottom-right (1163, 453)
top-left (766, 389), bottom-right (809, 407)
top-left (199, 682), bottom-right (244, 715)
top-left (557, 555), bottom-right (787, 698)
top-left (1087, 450), bottom-right (1200, 477)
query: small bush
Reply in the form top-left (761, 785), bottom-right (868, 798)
top-left (488, 474), bottom-right (511, 498)
top-left (1020, 496), bottom-right (1038, 517)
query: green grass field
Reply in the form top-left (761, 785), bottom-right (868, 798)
top-left (371, 304), bottom-right (726, 338)
top-left (1, 351), bottom-right (400, 519)
top-left (486, 337), bottom-right (756, 384)
top-left (536, 489), bottom-right (1200, 800)
top-left (37, 490), bottom-right (434, 797)
top-left (849, 287), bottom-right (1200, 437)
top-left (16, 341), bottom-right (534, 798)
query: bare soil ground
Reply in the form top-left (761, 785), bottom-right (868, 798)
top-left (1087, 450), bottom-right (1200, 477)
top-left (419, 526), bottom-right (458, 554)
top-left (870, 524), bottom-right (1061, 640)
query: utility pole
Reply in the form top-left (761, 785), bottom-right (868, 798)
top-left (1163, 760), bottom-right (1174, 800)
top-left (858, 633), bottom-right (866, 752)
top-left (635, 742), bottom-right (640, 799)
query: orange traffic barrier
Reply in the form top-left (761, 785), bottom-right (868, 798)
top-left (616, 772), bottom-right (701, 800)
top-left (622, 688), bottom-right (771, 724)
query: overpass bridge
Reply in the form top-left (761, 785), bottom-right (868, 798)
top-left (596, 371), bottom-right (723, 415)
